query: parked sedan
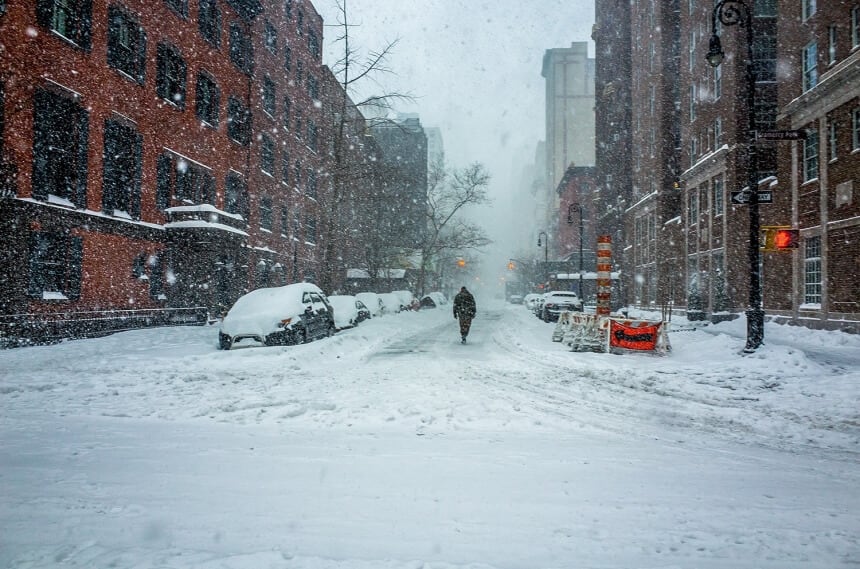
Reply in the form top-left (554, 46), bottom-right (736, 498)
top-left (218, 283), bottom-right (335, 349)
top-left (328, 295), bottom-right (371, 330)
top-left (355, 292), bottom-right (384, 317)
top-left (540, 291), bottom-right (583, 322)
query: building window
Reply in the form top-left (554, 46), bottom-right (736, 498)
top-left (102, 119), bottom-right (142, 218)
top-left (306, 120), bottom-right (318, 151)
top-left (36, 0), bottom-right (93, 50)
top-left (713, 64), bottom-right (722, 100)
top-left (149, 254), bottom-right (165, 300)
top-left (803, 130), bottom-right (819, 182)
top-left (262, 76), bottom-right (276, 116)
top-left (297, 10), bottom-right (304, 35)
top-left (225, 172), bottom-right (249, 220)
top-left (853, 6), bottom-right (860, 49)
top-left (754, 0), bottom-right (776, 16)
top-left (306, 74), bottom-right (319, 100)
top-left (713, 175), bottom-right (724, 216)
top-left (265, 21), bottom-right (277, 53)
top-left (285, 0), bottom-right (293, 19)
top-left (28, 231), bottom-right (83, 300)
top-left (292, 210), bottom-right (300, 238)
top-left (689, 84), bottom-right (696, 122)
top-left (32, 88), bottom-right (89, 207)
top-left (260, 195), bottom-right (273, 230)
top-left (752, 34), bottom-right (776, 82)
top-left (227, 97), bottom-right (250, 145)
top-left (308, 29), bottom-right (320, 59)
top-left (106, 5), bottom-right (146, 83)
top-left (163, 0), bottom-right (187, 16)
top-left (802, 0), bottom-right (816, 21)
top-left (284, 46), bottom-right (292, 71)
top-left (198, 0), bottom-right (220, 47)
top-left (283, 97), bottom-right (292, 129)
top-left (280, 206), bottom-right (289, 237)
top-left (306, 168), bottom-right (317, 198)
top-left (690, 137), bottom-right (698, 166)
top-left (260, 135), bottom-right (274, 174)
top-left (689, 191), bottom-right (698, 225)
top-left (158, 152), bottom-right (214, 206)
top-left (828, 120), bottom-right (838, 162)
top-left (156, 43), bottom-right (187, 108)
top-left (853, 107), bottom-right (860, 150)
top-left (802, 42), bottom-right (818, 91)
top-left (828, 24), bottom-right (838, 64)
top-left (229, 21), bottom-right (253, 75)
top-left (196, 72), bottom-right (220, 126)
top-left (804, 235), bottom-right (822, 305)
top-left (305, 215), bottom-right (316, 244)
top-left (714, 117), bottom-right (723, 147)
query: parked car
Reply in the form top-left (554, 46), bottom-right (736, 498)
top-left (328, 295), bottom-right (371, 330)
top-left (508, 294), bottom-right (523, 304)
top-left (419, 292), bottom-right (448, 309)
top-left (391, 290), bottom-right (416, 311)
top-left (355, 292), bottom-right (384, 317)
top-left (218, 283), bottom-right (334, 349)
top-left (523, 293), bottom-right (541, 311)
top-left (540, 290), bottom-right (583, 322)
top-left (378, 292), bottom-right (403, 315)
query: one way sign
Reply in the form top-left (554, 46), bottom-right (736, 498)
top-left (731, 191), bottom-right (773, 205)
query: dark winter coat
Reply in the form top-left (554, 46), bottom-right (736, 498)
top-left (453, 289), bottom-right (476, 319)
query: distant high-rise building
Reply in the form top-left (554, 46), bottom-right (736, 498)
top-left (541, 42), bottom-right (595, 242)
top-left (424, 127), bottom-right (444, 168)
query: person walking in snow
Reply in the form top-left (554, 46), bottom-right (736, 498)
top-left (453, 286), bottom-right (477, 344)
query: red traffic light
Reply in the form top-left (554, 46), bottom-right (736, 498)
top-left (774, 229), bottom-right (799, 249)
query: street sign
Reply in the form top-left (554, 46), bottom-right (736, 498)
top-left (731, 191), bottom-right (773, 205)
top-left (730, 191), bottom-right (749, 205)
top-left (756, 130), bottom-right (807, 141)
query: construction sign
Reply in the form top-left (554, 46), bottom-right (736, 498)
top-left (609, 320), bottom-right (662, 351)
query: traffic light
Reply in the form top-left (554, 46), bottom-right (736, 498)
top-left (761, 226), bottom-right (800, 251)
top-left (507, 261), bottom-right (515, 271)
top-left (456, 258), bottom-right (466, 268)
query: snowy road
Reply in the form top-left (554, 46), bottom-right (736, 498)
top-left (1, 302), bottom-right (858, 568)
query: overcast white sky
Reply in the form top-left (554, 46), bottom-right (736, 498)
top-left (315, 0), bottom-right (595, 280)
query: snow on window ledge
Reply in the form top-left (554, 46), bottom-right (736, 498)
top-left (799, 303), bottom-right (822, 310)
top-left (46, 194), bottom-right (76, 208)
top-left (42, 291), bottom-right (69, 301)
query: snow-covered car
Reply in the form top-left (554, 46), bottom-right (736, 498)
top-left (327, 295), bottom-right (371, 330)
top-left (391, 290), bottom-right (415, 310)
top-left (419, 291), bottom-right (447, 309)
top-left (532, 293), bottom-right (548, 318)
top-left (540, 290), bottom-right (583, 322)
top-left (523, 293), bottom-right (541, 310)
top-left (508, 294), bottom-right (523, 304)
top-left (355, 292), bottom-right (384, 317)
top-left (218, 283), bottom-right (335, 349)
top-left (378, 292), bottom-right (403, 314)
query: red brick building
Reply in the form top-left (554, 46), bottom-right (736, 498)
top-left (0, 0), bottom-right (345, 342)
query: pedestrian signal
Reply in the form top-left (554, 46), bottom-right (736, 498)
top-left (761, 226), bottom-right (800, 252)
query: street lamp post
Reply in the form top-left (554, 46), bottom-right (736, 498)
top-left (567, 203), bottom-right (584, 300)
top-left (537, 231), bottom-right (548, 287)
top-left (707, 0), bottom-right (764, 352)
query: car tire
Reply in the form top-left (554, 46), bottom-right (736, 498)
top-left (293, 327), bottom-right (307, 345)
top-left (218, 333), bottom-right (232, 350)
top-left (326, 323), bottom-right (335, 337)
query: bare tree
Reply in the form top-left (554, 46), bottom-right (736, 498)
top-left (317, 0), bottom-right (412, 293)
top-left (416, 161), bottom-right (493, 296)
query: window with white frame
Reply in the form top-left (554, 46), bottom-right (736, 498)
top-left (802, 0), bottom-right (816, 21)
top-left (689, 84), bottom-right (696, 121)
top-left (803, 130), bottom-right (819, 182)
top-left (804, 235), bottom-right (822, 305)
top-left (802, 42), bottom-right (818, 91)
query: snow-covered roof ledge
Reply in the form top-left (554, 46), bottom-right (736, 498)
top-left (164, 220), bottom-right (248, 237)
